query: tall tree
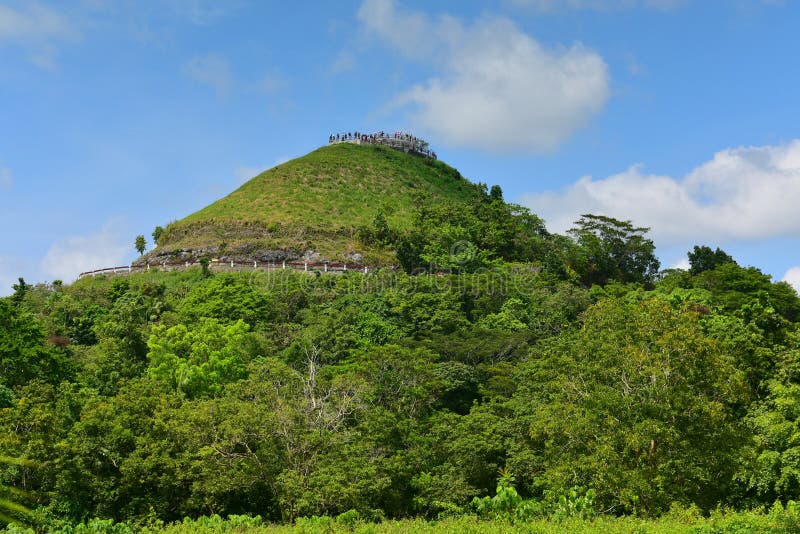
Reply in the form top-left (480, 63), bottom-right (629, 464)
top-left (10, 278), bottom-right (28, 307)
top-left (568, 214), bottom-right (660, 287)
top-left (513, 297), bottom-right (749, 514)
top-left (0, 299), bottom-right (73, 387)
top-left (151, 226), bottom-right (165, 247)
top-left (688, 245), bottom-right (735, 275)
top-left (134, 235), bottom-right (147, 256)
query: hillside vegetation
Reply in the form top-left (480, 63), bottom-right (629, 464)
top-left (152, 144), bottom-right (482, 264)
top-left (3, 150), bottom-right (800, 532)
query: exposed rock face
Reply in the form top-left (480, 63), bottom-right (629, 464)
top-left (134, 242), bottom-right (370, 266)
top-left (135, 246), bottom-right (304, 266)
top-left (142, 218), bottom-right (370, 266)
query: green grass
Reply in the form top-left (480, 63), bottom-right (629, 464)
top-left (156, 144), bottom-right (481, 261)
top-left (14, 509), bottom-right (800, 534)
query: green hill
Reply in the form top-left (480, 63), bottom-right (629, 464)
top-left (149, 143), bottom-right (482, 265)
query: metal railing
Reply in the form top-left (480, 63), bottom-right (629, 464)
top-left (328, 131), bottom-right (437, 159)
top-left (78, 259), bottom-right (375, 279)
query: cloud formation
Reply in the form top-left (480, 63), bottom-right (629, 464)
top-left (254, 73), bottom-right (288, 94)
top-left (169, 0), bottom-right (241, 25)
top-left (184, 53), bottom-right (233, 96)
top-left (522, 140), bottom-right (800, 245)
top-left (41, 223), bottom-right (130, 282)
top-left (327, 49), bottom-right (357, 76)
top-left (185, 55), bottom-right (289, 99)
top-left (784, 267), bottom-right (800, 294)
top-left (0, 2), bottom-right (78, 68)
top-left (357, 0), bottom-right (609, 153)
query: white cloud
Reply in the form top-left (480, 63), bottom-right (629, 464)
top-left (0, 2), bottom-right (78, 68)
top-left (41, 223), bottom-right (130, 282)
top-left (357, 0), bottom-right (434, 60)
top-left (670, 258), bottom-right (691, 270)
top-left (357, 0), bottom-right (609, 153)
top-left (784, 267), bottom-right (800, 294)
top-left (0, 2), bottom-right (75, 41)
top-left (169, 0), bottom-right (242, 25)
top-left (328, 49), bottom-right (357, 76)
top-left (184, 53), bottom-right (233, 96)
top-left (0, 167), bottom-right (11, 189)
top-left (253, 73), bottom-right (288, 94)
top-left (522, 140), bottom-right (800, 245)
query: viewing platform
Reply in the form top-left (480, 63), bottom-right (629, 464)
top-left (329, 130), bottom-right (437, 159)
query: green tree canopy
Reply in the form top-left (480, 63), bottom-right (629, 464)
top-left (512, 296), bottom-right (748, 514)
top-left (151, 226), bottom-right (165, 247)
top-left (688, 245), bottom-right (736, 275)
top-left (0, 299), bottom-right (73, 387)
top-left (567, 214), bottom-right (660, 287)
top-left (134, 235), bottom-right (147, 256)
top-left (147, 318), bottom-right (253, 398)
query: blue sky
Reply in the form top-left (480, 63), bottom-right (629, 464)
top-left (2, 0), bottom-right (800, 294)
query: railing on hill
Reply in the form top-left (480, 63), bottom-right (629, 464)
top-left (78, 260), bottom-right (375, 280)
top-left (328, 130), bottom-right (437, 159)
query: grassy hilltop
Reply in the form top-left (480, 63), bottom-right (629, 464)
top-left (151, 143), bottom-right (482, 264)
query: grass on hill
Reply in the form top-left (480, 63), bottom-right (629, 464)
top-left (155, 144), bottom-right (482, 262)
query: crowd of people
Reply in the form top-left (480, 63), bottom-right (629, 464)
top-left (328, 130), bottom-right (437, 159)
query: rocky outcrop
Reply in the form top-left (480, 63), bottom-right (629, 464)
top-left (135, 246), bottom-right (302, 266)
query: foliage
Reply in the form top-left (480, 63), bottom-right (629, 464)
top-left (688, 245), bottom-right (735, 275)
top-left (199, 257), bottom-right (211, 278)
top-left (0, 299), bottom-right (73, 388)
top-left (176, 274), bottom-right (274, 327)
top-left (135, 236), bottom-right (147, 256)
top-left (1, 187), bottom-right (800, 529)
top-left (10, 280), bottom-right (28, 308)
top-left (567, 214), bottom-right (660, 287)
top-left (151, 227), bottom-right (165, 247)
top-left (514, 296), bottom-right (749, 514)
top-left (393, 198), bottom-right (551, 273)
top-left (0, 456), bottom-right (34, 528)
top-left (146, 318), bottom-right (252, 398)
top-left (471, 472), bottom-right (541, 523)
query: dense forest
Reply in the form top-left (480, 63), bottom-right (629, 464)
top-left (3, 187), bottom-right (800, 532)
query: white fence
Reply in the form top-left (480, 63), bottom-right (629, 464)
top-left (78, 260), bottom-right (373, 279)
top-left (328, 132), bottom-right (436, 159)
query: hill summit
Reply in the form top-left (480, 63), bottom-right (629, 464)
top-left (144, 142), bottom-right (482, 266)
